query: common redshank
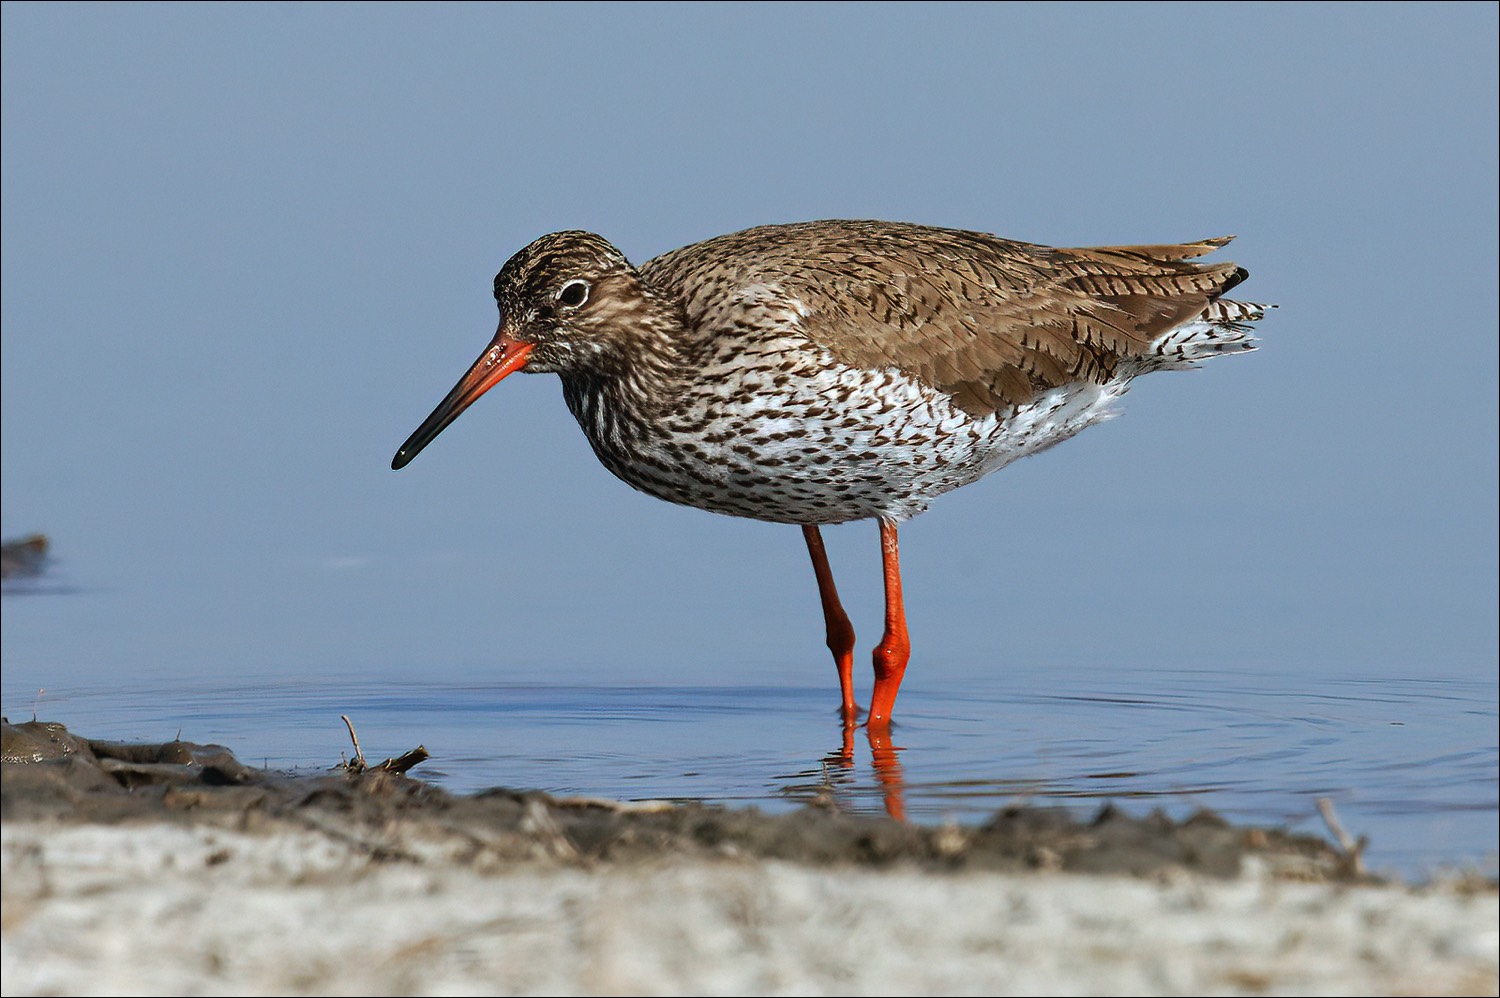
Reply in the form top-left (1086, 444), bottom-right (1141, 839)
top-left (392, 220), bottom-right (1264, 730)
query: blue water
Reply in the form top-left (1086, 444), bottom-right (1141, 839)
top-left (5, 627), bottom-right (1492, 880)
top-left (3, 0), bottom-right (1497, 895)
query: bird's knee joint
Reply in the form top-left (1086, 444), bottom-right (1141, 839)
top-left (871, 642), bottom-right (909, 678)
top-left (825, 620), bottom-right (855, 655)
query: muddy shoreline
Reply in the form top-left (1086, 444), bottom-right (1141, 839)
top-left (4, 720), bottom-right (1496, 996)
top-left (3, 719), bottom-right (1363, 879)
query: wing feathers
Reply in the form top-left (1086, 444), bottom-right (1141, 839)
top-left (642, 222), bottom-right (1259, 416)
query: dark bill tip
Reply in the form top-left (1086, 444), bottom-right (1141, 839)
top-left (389, 332), bottom-right (534, 472)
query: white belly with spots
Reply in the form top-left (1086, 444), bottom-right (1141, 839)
top-left (569, 340), bottom-right (1130, 525)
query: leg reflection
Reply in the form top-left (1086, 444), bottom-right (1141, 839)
top-left (804, 721), bottom-right (906, 819)
top-left (866, 723), bottom-right (907, 821)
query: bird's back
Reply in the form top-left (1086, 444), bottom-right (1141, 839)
top-left (643, 220), bottom-right (1261, 416)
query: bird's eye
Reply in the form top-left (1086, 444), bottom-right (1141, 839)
top-left (557, 280), bottom-right (590, 308)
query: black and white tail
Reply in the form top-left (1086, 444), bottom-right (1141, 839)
top-left (1146, 296), bottom-right (1270, 370)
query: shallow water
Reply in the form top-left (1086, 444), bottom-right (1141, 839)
top-left (5, 659), bottom-right (1493, 881)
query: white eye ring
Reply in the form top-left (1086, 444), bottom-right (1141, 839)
top-left (557, 280), bottom-right (590, 308)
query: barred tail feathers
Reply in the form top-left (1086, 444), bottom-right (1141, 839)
top-left (1144, 297), bottom-right (1271, 370)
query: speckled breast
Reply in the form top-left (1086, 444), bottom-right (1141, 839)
top-left (562, 333), bottom-right (1126, 525)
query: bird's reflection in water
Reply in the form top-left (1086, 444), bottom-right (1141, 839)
top-left (782, 720), bottom-right (908, 821)
top-left (865, 724), bottom-right (907, 821)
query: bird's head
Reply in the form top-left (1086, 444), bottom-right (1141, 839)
top-left (391, 230), bottom-right (665, 470)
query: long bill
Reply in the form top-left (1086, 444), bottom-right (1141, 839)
top-left (391, 325), bottom-right (535, 470)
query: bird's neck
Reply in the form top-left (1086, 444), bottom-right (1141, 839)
top-left (558, 298), bottom-right (706, 447)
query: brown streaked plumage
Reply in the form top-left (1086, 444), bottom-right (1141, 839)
top-left (393, 220), bottom-right (1265, 732)
top-left (644, 223), bottom-right (1247, 416)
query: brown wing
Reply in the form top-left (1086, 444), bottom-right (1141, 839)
top-left (643, 221), bottom-right (1248, 416)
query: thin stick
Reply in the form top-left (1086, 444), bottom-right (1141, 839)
top-left (341, 714), bottom-right (366, 769)
top-left (1316, 797), bottom-right (1367, 876)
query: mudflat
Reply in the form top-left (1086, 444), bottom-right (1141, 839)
top-left (3, 720), bottom-right (1496, 996)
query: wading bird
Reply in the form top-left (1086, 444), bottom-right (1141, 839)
top-left (393, 220), bottom-right (1264, 731)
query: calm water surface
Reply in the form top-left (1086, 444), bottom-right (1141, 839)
top-left (3, 0), bottom-right (1497, 900)
top-left (5, 648), bottom-right (1492, 881)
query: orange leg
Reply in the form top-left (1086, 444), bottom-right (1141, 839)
top-left (866, 517), bottom-right (911, 730)
top-left (802, 525), bottom-right (858, 724)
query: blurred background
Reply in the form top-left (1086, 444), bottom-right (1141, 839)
top-left (2, 3), bottom-right (1495, 871)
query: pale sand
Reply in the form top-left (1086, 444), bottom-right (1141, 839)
top-left (3, 821), bottom-right (1495, 997)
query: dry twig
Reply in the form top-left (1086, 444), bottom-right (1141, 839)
top-left (1316, 797), bottom-right (1368, 877)
top-left (338, 715), bottom-right (428, 775)
top-left (341, 714), bottom-right (367, 771)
